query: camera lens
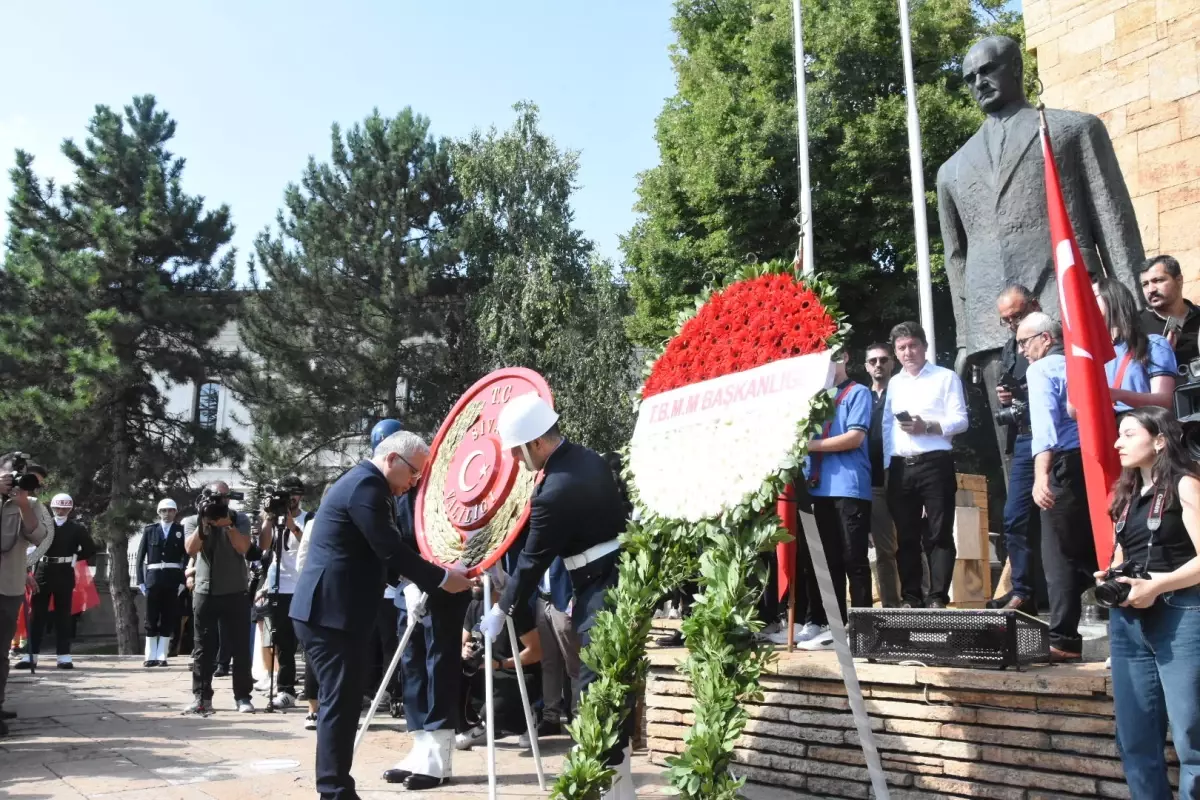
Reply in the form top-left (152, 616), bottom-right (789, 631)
top-left (1094, 580), bottom-right (1130, 609)
top-left (1184, 420), bottom-right (1200, 462)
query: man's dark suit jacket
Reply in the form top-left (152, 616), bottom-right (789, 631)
top-left (497, 441), bottom-right (626, 624)
top-left (290, 460), bottom-right (444, 635)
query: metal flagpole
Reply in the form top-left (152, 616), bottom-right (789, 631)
top-left (898, 0), bottom-right (937, 362)
top-left (791, 0), bottom-right (815, 275)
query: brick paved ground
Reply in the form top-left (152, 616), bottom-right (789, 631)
top-left (1, 657), bottom-right (678, 800)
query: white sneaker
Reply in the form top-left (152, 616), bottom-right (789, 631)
top-left (237, 698), bottom-right (255, 713)
top-left (273, 692), bottom-right (296, 709)
top-left (766, 622), bottom-right (823, 645)
top-left (798, 626), bottom-right (833, 651)
top-left (455, 725), bottom-right (485, 751)
top-left (304, 712), bottom-right (317, 730)
top-left (1105, 657), bottom-right (1112, 669)
top-left (254, 680), bottom-right (272, 694)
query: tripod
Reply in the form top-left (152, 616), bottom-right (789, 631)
top-left (262, 512), bottom-right (289, 713)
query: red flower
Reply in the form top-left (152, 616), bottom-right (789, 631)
top-left (642, 273), bottom-right (837, 399)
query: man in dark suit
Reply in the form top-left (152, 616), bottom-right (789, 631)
top-left (291, 430), bottom-right (471, 800)
top-left (937, 35), bottom-right (1143, 418)
top-left (480, 393), bottom-right (633, 800)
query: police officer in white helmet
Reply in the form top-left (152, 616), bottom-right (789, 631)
top-left (135, 499), bottom-right (187, 667)
top-left (479, 393), bottom-right (636, 800)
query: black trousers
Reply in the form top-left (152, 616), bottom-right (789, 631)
top-left (399, 589), bottom-right (470, 733)
top-left (572, 555), bottom-right (632, 766)
top-left (30, 565), bottom-right (74, 656)
top-left (144, 581), bottom-right (182, 637)
top-left (268, 594), bottom-right (298, 695)
top-left (192, 592), bottom-right (253, 703)
top-left (295, 620), bottom-right (371, 800)
top-left (1040, 449), bottom-right (1097, 652)
top-left (887, 452), bottom-right (958, 605)
top-left (802, 496), bottom-right (873, 625)
top-left (372, 597), bottom-right (399, 700)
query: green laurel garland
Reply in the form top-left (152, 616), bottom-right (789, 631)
top-left (552, 260), bottom-right (847, 800)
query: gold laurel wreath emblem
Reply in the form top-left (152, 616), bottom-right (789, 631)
top-left (422, 399), bottom-right (538, 568)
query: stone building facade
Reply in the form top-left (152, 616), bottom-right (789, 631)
top-left (1025, 0), bottom-right (1200, 288)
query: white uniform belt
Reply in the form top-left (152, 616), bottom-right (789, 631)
top-left (563, 539), bottom-right (620, 572)
top-left (147, 562), bottom-right (184, 570)
top-left (43, 556), bottom-right (74, 565)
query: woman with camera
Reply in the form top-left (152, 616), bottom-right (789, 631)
top-left (1102, 406), bottom-right (1200, 797)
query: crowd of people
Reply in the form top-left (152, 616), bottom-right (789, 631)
top-left (2, 254), bottom-right (1198, 796)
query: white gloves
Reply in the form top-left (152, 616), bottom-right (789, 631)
top-left (403, 582), bottom-right (427, 621)
top-left (481, 605), bottom-right (507, 643)
top-left (138, 583), bottom-right (147, 596)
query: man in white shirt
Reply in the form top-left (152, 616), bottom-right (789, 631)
top-left (882, 321), bottom-right (969, 608)
top-left (258, 476), bottom-right (309, 708)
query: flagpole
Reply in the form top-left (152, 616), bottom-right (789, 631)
top-left (791, 0), bottom-right (815, 275)
top-left (897, 0), bottom-right (936, 362)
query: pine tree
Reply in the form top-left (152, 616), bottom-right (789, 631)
top-left (231, 109), bottom-right (472, 467)
top-left (455, 103), bottom-right (636, 453)
top-left (0, 96), bottom-right (243, 653)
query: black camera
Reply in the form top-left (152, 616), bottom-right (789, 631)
top-left (6, 453), bottom-right (40, 492)
top-left (260, 483), bottom-right (291, 517)
top-left (993, 376), bottom-right (1029, 429)
top-left (462, 632), bottom-right (485, 677)
top-left (195, 487), bottom-right (244, 522)
top-left (1095, 560), bottom-right (1152, 608)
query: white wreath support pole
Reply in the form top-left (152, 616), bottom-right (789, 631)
top-left (353, 590), bottom-right (427, 757)
top-left (506, 615), bottom-right (546, 789)
top-left (483, 574), bottom-right (498, 800)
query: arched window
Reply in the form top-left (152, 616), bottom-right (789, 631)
top-left (196, 382), bottom-right (221, 431)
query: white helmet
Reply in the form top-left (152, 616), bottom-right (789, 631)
top-left (157, 498), bottom-right (178, 511)
top-left (497, 393), bottom-right (559, 449)
top-left (50, 493), bottom-right (73, 510)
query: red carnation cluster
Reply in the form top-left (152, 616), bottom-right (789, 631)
top-left (642, 273), bottom-right (837, 399)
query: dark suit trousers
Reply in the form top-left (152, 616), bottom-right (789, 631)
top-left (572, 555), bottom-right (631, 765)
top-left (1040, 449), bottom-right (1097, 653)
top-left (399, 589), bottom-right (470, 732)
top-left (295, 619), bottom-right (371, 800)
top-left (144, 582), bottom-right (182, 638)
top-left (30, 565), bottom-right (75, 656)
top-left (887, 452), bottom-right (958, 605)
top-left (192, 592), bottom-right (253, 702)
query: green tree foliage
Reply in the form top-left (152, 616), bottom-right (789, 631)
top-left (231, 109), bottom-right (473, 467)
top-left (455, 103), bottom-right (636, 454)
top-left (624, 0), bottom-right (1025, 359)
top-left (0, 96), bottom-right (243, 652)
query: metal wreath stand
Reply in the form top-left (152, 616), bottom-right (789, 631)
top-left (354, 572), bottom-right (546, 799)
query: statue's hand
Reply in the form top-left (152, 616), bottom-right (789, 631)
top-left (954, 347), bottom-right (969, 380)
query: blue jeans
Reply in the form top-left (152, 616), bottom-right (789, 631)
top-left (1003, 434), bottom-right (1039, 599)
top-left (1110, 586), bottom-right (1200, 799)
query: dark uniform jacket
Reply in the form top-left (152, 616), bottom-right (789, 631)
top-left (290, 460), bottom-right (445, 635)
top-left (36, 519), bottom-right (97, 576)
top-left (497, 441), bottom-right (626, 631)
top-left (135, 522), bottom-right (187, 588)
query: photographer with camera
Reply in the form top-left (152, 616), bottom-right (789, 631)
top-left (987, 286), bottom-right (1042, 613)
top-left (1099, 406), bottom-right (1200, 797)
top-left (0, 453), bottom-right (49, 735)
top-left (184, 481), bottom-right (255, 715)
top-left (257, 476), bottom-right (307, 709)
top-left (1022, 312), bottom-right (1097, 663)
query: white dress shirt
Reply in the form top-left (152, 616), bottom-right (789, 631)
top-left (882, 362), bottom-right (969, 466)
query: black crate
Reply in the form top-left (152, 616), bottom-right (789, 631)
top-left (848, 608), bottom-right (1050, 670)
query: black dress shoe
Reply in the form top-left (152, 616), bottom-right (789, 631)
top-left (0, 709), bottom-right (16, 720)
top-left (655, 630), bottom-right (684, 647)
top-left (382, 768), bottom-right (412, 784)
top-left (404, 773), bottom-right (447, 790)
top-left (213, 665), bottom-right (230, 678)
top-left (928, 601), bottom-right (948, 609)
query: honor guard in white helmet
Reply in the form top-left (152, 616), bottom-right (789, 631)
top-left (18, 494), bottom-right (97, 671)
top-left (480, 393), bottom-right (637, 799)
top-left (134, 498), bottom-right (186, 667)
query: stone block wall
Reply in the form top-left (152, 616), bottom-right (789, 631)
top-left (1025, 0), bottom-right (1200, 291)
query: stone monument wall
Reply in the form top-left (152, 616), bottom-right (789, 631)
top-left (1025, 0), bottom-right (1200, 292)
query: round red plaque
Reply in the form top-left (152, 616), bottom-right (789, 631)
top-left (414, 368), bottom-right (553, 576)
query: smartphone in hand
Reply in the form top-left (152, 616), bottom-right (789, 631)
top-left (894, 411), bottom-right (912, 422)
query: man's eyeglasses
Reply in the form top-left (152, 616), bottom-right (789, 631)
top-left (867, 357), bottom-right (891, 365)
top-left (395, 453), bottom-right (423, 481)
top-left (1016, 332), bottom-right (1045, 349)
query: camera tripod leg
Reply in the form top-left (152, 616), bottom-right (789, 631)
top-left (483, 574), bottom-right (497, 800)
top-left (505, 614), bottom-right (545, 790)
top-left (352, 591), bottom-right (426, 758)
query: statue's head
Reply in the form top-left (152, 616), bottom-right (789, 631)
top-left (963, 36), bottom-right (1026, 114)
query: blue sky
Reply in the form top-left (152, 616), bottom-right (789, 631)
top-left (0, 1), bottom-right (677, 278)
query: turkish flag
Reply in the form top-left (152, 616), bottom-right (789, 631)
top-left (1041, 113), bottom-right (1121, 567)
top-left (777, 485), bottom-right (797, 602)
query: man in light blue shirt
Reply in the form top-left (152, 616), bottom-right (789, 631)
top-left (793, 350), bottom-right (874, 651)
top-left (1020, 312), bottom-right (1095, 662)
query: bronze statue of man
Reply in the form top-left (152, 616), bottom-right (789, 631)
top-left (937, 35), bottom-right (1143, 458)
